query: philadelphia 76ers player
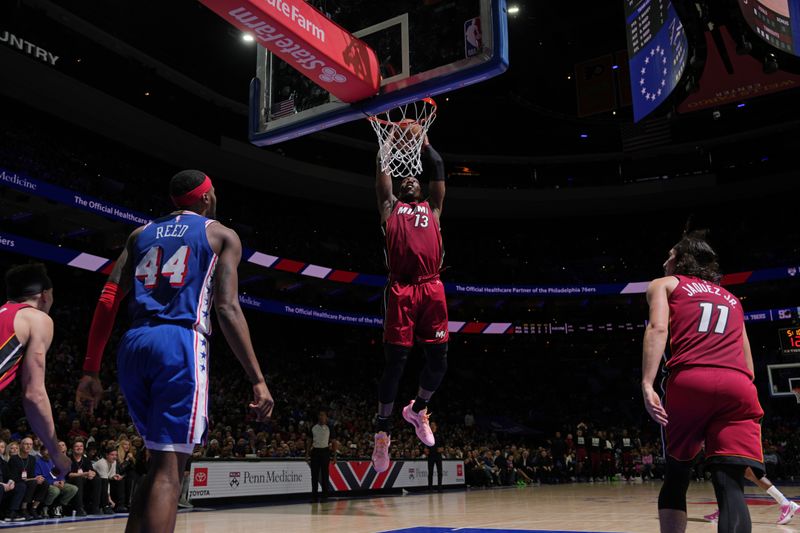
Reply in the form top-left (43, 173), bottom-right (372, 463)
top-left (76, 170), bottom-right (273, 533)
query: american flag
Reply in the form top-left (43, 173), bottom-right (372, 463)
top-left (270, 95), bottom-right (296, 119)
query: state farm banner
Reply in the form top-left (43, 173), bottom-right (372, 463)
top-left (189, 460), bottom-right (464, 500)
top-left (198, 0), bottom-right (380, 102)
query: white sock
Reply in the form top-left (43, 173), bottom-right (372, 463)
top-left (767, 485), bottom-right (790, 506)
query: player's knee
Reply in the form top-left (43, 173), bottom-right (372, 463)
top-left (383, 344), bottom-right (410, 375)
top-left (658, 458), bottom-right (692, 511)
top-left (424, 342), bottom-right (448, 373)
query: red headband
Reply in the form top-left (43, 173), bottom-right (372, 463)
top-left (171, 175), bottom-right (212, 208)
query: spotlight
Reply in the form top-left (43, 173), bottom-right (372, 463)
top-left (508, 5), bottom-right (520, 14)
top-left (242, 33), bottom-right (255, 43)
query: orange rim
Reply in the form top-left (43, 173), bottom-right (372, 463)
top-left (367, 97), bottom-right (437, 126)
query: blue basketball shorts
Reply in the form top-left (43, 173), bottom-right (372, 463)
top-left (117, 324), bottom-right (209, 453)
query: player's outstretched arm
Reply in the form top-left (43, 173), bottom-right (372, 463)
top-left (77, 227), bottom-right (141, 414)
top-left (212, 226), bottom-right (274, 422)
top-left (423, 141), bottom-right (445, 217)
top-left (376, 151), bottom-right (396, 224)
top-left (641, 277), bottom-right (674, 426)
top-left (19, 311), bottom-right (71, 475)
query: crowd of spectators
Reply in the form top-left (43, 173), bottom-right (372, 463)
top-left (0, 276), bottom-right (796, 523)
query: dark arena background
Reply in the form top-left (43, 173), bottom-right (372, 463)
top-left (1, 1), bottom-right (799, 532)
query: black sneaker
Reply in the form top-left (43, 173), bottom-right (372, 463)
top-left (114, 505), bottom-right (129, 513)
top-left (75, 508), bottom-right (88, 517)
top-left (10, 512), bottom-right (26, 522)
top-left (102, 506), bottom-right (115, 515)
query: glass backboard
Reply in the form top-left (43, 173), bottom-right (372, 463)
top-left (250, 0), bottom-right (508, 145)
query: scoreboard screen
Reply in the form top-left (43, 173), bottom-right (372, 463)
top-left (624, 0), bottom-right (688, 122)
top-left (779, 327), bottom-right (800, 354)
top-left (739, 0), bottom-right (800, 56)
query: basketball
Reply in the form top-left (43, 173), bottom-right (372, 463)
top-left (391, 119), bottom-right (424, 146)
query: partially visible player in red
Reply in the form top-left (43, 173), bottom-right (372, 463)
top-left (372, 130), bottom-right (448, 473)
top-left (642, 228), bottom-right (764, 533)
top-left (703, 467), bottom-right (799, 525)
top-left (0, 264), bottom-right (72, 479)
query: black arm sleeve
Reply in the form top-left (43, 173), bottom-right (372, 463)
top-left (422, 145), bottom-right (445, 181)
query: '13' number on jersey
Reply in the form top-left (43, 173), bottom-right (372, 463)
top-left (414, 214), bottom-right (429, 228)
top-left (135, 245), bottom-right (191, 288)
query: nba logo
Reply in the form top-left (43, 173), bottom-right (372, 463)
top-left (464, 17), bottom-right (482, 58)
top-left (193, 468), bottom-right (208, 487)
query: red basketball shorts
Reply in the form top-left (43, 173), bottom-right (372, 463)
top-left (664, 366), bottom-right (764, 471)
top-left (383, 278), bottom-right (448, 347)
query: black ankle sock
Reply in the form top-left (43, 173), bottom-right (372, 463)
top-left (412, 397), bottom-right (428, 413)
top-left (376, 415), bottom-right (392, 434)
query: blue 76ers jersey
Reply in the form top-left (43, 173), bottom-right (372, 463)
top-left (130, 212), bottom-right (218, 335)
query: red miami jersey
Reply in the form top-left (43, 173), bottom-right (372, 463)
top-left (0, 302), bottom-right (31, 392)
top-left (384, 200), bottom-right (443, 280)
top-left (665, 275), bottom-right (749, 377)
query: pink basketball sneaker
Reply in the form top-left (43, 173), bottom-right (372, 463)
top-left (777, 501), bottom-right (799, 525)
top-left (402, 400), bottom-right (435, 446)
top-left (372, 432), bottom-right (391, 473)
top-left (703, 509), bottom-right (719, 523)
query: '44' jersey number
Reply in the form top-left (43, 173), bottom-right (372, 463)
top-left (135, 245), bottom-right (191, 288)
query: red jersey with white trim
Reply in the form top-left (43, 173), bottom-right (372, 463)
top-left (384, 200), bottom-right (443, 280)
top-left (0, 302), bottom-right (30, 392)
top-left (665, 275), bottom-right (749, 377)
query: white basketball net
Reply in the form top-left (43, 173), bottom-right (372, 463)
top-left (368, 98), bottom-right (437, 178)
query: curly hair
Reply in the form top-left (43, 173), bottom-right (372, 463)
top-left (672, 229), bottom-right (721, 283)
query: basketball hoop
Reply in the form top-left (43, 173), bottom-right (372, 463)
top-left (368, 97), bottom-right (437, 178)
top-left (793, 387), bottom-right (800, 404)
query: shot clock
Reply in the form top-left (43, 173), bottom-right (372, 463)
top-left (778, 327), bottom-right (800, 354)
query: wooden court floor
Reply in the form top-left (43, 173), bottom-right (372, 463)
top-left (8, 481), bottom-right (800, 532)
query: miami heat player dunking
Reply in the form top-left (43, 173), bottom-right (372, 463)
top-left (642, 230), bottom-right (764, 533)
top-left (372, 136), bottom-right (448, 473)
top-left (76, 170), bottom-right (273, 533)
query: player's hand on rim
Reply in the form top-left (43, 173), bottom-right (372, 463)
top-left (642, 384), bottom-right (668, 426)
top-left (249, 381), bottom-right (274, 422)
top-left (76, 373), bottom-right (104, 415)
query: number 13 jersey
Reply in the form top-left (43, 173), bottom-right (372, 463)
top-left (666, 274), bottom-right (749, 377)
top-left (384, 200), bottom-right (443, 281)
top-left (131, 212), bottom-right (218, 335)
